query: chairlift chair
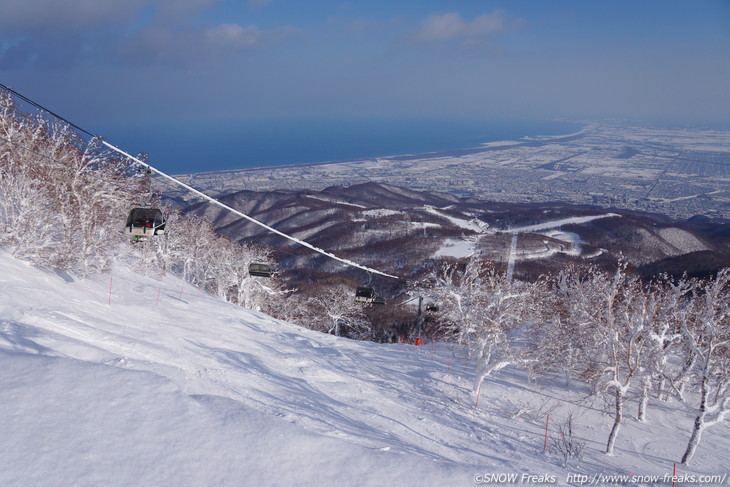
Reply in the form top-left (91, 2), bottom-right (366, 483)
top-left (426, 303), bottom-right (440, 313)
top-left (354, 286), bottom-right (375, 305)
top-left (125, 207), bottom-right (166, 241)
top-left (372, 296), bottom-right (386, 306)
top-left (249, 262), bottom-right (273, 278)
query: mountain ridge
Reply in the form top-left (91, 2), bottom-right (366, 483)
top-left (168, 182), bottom-right (730, 283)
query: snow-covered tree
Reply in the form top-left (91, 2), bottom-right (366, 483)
top-left (156, 210), bottom-right (283, 313)
top-left (0, 89), bottom-right (145, 274)
top-left (557, 262), bottom-right (651, 455)
top-left (680, 268), bottom-right (730, 465)
top-left (634, 275), bottom-right (693, 420)
top-left (1, 93), bottom-right (65, 259)
top-left (161, 212), bottom-right (217, 285)
top-left (302, 286), bottom-right (369, 338)
top-left (1, 88), bottom-right (291, 317)
top-left (417, 257), bottom-right (532, 395)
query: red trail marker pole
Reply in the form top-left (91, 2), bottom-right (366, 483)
top-left (107, 276), bottom-right (113, 305)
top-left (474, 381), bottom-right (483, 410)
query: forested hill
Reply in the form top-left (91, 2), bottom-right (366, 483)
top-left (171, 181), bottom-right (730, 282)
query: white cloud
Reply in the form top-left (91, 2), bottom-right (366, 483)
top-left (0, 0), bottom-right (296, 69)
top-left (205, 24), bottom-right (262, 49)
top-left (0, 0), bottom-right (148, 33)
top-left (412, 10), bottom-right (507, 43)
top-left (118, 22), bottom-right (298, 67)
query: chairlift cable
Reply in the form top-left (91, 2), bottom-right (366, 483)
top-left (1, 83), bottom-right (402, 280)
top-left (101, 139), bottom-right (400, 279)
top-left (101, 143), bottom-right (401, 280)
top-left (394, 296), bottom-right (420, 306)
top-left (0, 83), bottom-right (95, 138)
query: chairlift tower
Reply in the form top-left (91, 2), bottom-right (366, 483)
top-left (413, 296), bottom-right (424, 344)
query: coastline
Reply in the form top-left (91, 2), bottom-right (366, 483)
top-left (173, 123), bottom-right (589, 177)
top-left (164, 122), bottom-right (730, 221)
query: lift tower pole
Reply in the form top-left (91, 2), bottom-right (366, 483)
top-left (414, 296), bottom-right (424, 345)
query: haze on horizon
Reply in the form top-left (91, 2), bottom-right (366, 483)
top-left (1, 0), bottom-right (729, 134)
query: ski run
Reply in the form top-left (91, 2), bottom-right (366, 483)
top-left (1, 249), bottom-right (728, 486)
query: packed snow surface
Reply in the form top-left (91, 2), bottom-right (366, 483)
top-left (361, 208), bottom-right (403, 218)
top-left (0, 250), bottom-right (728, 486)
top-left (435, 238), bottom-right (477, 258)
top-left (498, 213), bottom-right (620, 234)
top-left (423, 205), bottom-right (486, 232)
top-left (657, 227), bottom-right (708, 254)
top-left (303, 194), bottom-right (367, 208)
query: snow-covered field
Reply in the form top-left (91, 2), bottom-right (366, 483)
top-left (1, 250), bottom-right (728, 486)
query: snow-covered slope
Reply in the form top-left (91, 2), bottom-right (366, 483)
top-left (495, 214), bottom-right (621, 234)
top-left (1, 251), bottom-right (728, 486)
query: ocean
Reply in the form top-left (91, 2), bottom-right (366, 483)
top-left (99, 117), bottom-right (583, 174)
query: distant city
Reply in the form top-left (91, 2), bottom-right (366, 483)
top-left (174, 123), bottom-right (730, 221)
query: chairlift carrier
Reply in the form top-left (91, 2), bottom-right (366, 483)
top-left (249, 262), bottom-right (273, 278)
top-left (124, 207), bottom-right (166, 240)
top-left (354, 286), bottom-right (375, 305)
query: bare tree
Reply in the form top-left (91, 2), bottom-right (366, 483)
top-left (550, 412), bottom-right (586, 468)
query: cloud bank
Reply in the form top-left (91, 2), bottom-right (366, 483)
top-left (412, 10), bottom-right (507, 43)
top-left (0, 0), bottom-right (294, 68)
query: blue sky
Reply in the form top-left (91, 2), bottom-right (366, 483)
top-left (1, 0), bottom-right (729, 129)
